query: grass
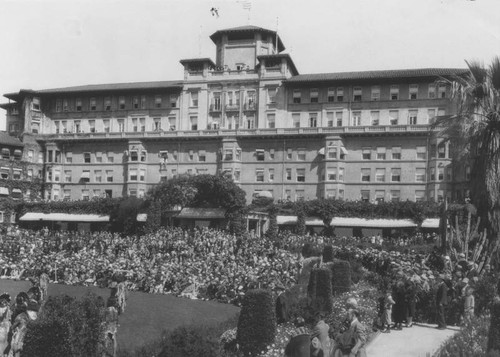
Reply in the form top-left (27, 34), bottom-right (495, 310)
top-left (0, 279), bottom-right (239, 352)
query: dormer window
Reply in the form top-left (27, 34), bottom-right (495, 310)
top-left (76, 98), bottom-right (82, 111)
top-left (32, 97), bottom-right (41, 111)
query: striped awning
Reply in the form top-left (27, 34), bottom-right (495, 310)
top-left (19, 212), bottom-right (110, 222)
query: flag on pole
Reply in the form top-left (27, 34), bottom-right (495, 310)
top-left (238, 0), bottom-right (252, 10)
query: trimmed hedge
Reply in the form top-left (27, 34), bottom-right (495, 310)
top-left (322, 245), bottom-right (334, 263)
top-left (307, 267), bottom-right (333, 317)
top-left (237, 289), bottom-right (276, 356)
top-left (332, 260), bottom-right (352, 295)
top-left (488, 297), bottom-right (500, 354)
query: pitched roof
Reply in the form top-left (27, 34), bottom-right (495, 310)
top-left (257, 54), bottom-right (299, 75)
top-left (0, 132), bottom-right (24, 147)
top-left (285, 68), bottom-right (468, 84)
top-left (179, 58), bottom-right (216, 66)
top-left (36, 80), bottom-right (183, 94)
top-left (210, 25), bottom-right (285, 52)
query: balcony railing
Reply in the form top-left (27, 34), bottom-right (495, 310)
top-left (225, 104), bottom-right (240, 111)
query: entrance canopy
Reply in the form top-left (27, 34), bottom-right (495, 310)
top-left (277, 215), bottom-right (438, 228)
top-left (19, 212), bottom-right (110, 222)
top-left (177, 207), bottom-right (226, 219)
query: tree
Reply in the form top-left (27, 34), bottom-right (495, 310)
top-left (434, 58), bottom-right (500, 255)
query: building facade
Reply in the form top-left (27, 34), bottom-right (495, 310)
top-left (0, 25), bottom-right (470, 204)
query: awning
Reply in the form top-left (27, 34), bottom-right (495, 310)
top-left (277, 215), bottom-right (419, 228)
top-left (136, 213), bottom-right (147, 222)
top-left (177, 207), bottom-right (226, 219)
top-left (255, 191), bottom-right (273, 198)
top-left (80, 171), bottom-right (90, 179)
top-left (421, 218), bottom-right (440, 229)
top-left (0, 187), bottom-right (8, 195)
top-left (19, 213), bottom-right (110, 222)
top-left (318, 147), bottom-right (325, 155)
top-left (276, 216), bottom-right (324, 226)
top-left (340, 147), bottom-right (348, 155)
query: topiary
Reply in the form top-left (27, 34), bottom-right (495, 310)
top-left (488, 297), bottom-right (500, 353)
top-left (322, 245), bottom-right (334, 263)
top-left (332, 260), bottom-right (352, 295)
top-left (237, 289), bottom-right (276, 356)
top-left (307, 267), bottom-right (333, 318)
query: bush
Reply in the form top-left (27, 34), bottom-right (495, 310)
top-left (237, 289), bottom-right (276, 356)
top-left (488, 298), bottom-right (500, 353)
top-left (332, 260), bottom-right (352, 295)
top-left (322, 245), bottom-right (334, 263)
top-left (23, 294), bottom-right (106, 357)
top-left (436, 314), bottom-right (489, 357)
top-left (475, 274), bottom-right (498, 315)
top-left (307, 267), bottom-right (333, 318)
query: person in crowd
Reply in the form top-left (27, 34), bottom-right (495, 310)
top-left (381, 292), bottom-right (395, 333)
top-left (463, 286), bottom-right (475, 323)
top-left (405, 279), bottom-right (417, 327)
top-left (392, 280), bottom-right (407, 330)
top-left (0, 293), bottom-right (11, 357)
top-left (436, 274), bottom-right (449, 330)
top-left (333, 309), bottom-right (367, 357)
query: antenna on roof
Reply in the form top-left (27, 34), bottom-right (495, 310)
top-left (275, 17), bottom-right (279, 54)
top-left (238, 1), bottom-right (252, 24)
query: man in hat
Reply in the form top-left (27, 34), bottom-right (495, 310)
top-left (275, 283), bottom-right (290, 324)
top-left (436, 274), bottom-right (448, 329)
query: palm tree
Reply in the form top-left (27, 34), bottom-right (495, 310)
top-left (434, 57), bottom-right (500, 255)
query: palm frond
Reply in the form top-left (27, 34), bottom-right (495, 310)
top-left (466, 60), bottom-right (487, 84)
top-left (490, 56), bottom-right (500, 92)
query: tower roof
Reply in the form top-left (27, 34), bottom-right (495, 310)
top-left (210, 25), bottom-right (285, 52)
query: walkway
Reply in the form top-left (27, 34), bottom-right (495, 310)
top-left (366, 323), bottom-right (460, 357)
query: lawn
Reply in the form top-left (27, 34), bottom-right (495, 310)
top-left (0, 279), bottom-right (240, 352)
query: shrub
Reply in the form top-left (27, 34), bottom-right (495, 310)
top-left (322, 245), bottom-right (334, 263)
top-left (307, 267), bottom-right (333, 318)
top-left (23, 293), bottom-right (106, 357)
top-left (237, 289), bottom-right (276, 356)
top-left (475, 274), bottom-right (498, 314)
top-left (436, 314), bottom-right (489, 357)
top-left (332, 260), bottom-right (352, 295)
top-left (488, 298), bottom-right (500, 353)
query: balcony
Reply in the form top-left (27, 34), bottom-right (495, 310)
top-left (244, 102), bottom-right (256, 111)
top-left (225, 104), bottom-right (240, 112)
top-left (209, 104), bottom-right (222, 112)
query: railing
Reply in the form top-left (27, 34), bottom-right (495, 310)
top-left (225, 104), bottom-right (240, 111)
top-left (244, 103), bottom-right (256, 110)
top-left (37, 125), bottom-right (434, 141)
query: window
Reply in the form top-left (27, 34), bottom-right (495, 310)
top-left (153, 118), bottom-right (161, 131)
top-left (390, 85), bottom-right (399, 100)
top-left (63, 190), bottom-right (71, 200)
top-left (103, 119), bottom-right (110, 133)
top-left (438, 167), bottom-right (444, 181)
top-left (130, 150), bottom-right (138, 162)
top-left (361, 190), bottom-right (370, 202)
top-left (409, 84), bottom-right (418, 99)
top-left (269, 168), bottom-right (275, 181)
top-left (375, 168), bottom-right (385, 182)
top-left (297, 149), bottom-right (306, 161)
top-left (107, 152), bottom-right (114, 163)
top-left (198, 150), bottom-right (206, 162)
top-left (267, 113), bottom-right (276, 128)
top-left (362, 147), bottom-right (371, 160)
top-left (0, 167), bottom-right (9, 179)
top-left (326, 189), bottom-right (336, 199)
top-left (94, 170), bottom-right (102, 183)
top-left (74, 120), bottom-right (81, 132)
top-left (361, 168), bottom-right (371, 182)
top-left (132, 118), bottom-right (138, 132)
top-left (81, 170), bottom-right (90, 183)
top-left (375, 190), bottom-right (385, 203)
top-left (106, 170), bottom-right (113, 182)
top-left (338, 167), bottom-right (344, 182)
top-left (56, 99), bottom-right (62, 112)
top-left (256, 149), bottom-right (265, 161)
top-left (438, 108), bottom-right (446, 117)
top-left (293, 89), bottom-right (301, 103)
top-left (326, 112), bottom-right (334, 127)
top-left (415, 168), bottom-right (426, 182)
top-left (427, 109), bottom-right (436, 124)
top-left (327, 146), bottom-right (337, 159)
top-left (371, 111), bottom-right (380, 126)
top-left (310, 88), bottom-right (318, 103)
top-left (190, 116), bottom-right (198, 130)
top-left (84, 152), bottom-right (91, 163)
top-left (327, 168), bottom-right (337, 181)
top-left (82, 189), bottom-right (90, 201)
top-left (119, 96), bottom-right (126, 109)
top-left (415, 190), bottom-right (425, 202)
top-left (438, 142), bottom-right (446, 158)
top-left (235, 149), bottom-right (242, 161)
top-left (234, 170), bottom-right (240, 182)
top-left (285, 189), bottom-right (292, 200)
top-left (269, 149), bottom-right (275, 160)
top-left (62, 99), bottom-right (69, 112)
top-left (309, 113), bottom-right (318, 127)
top-left (173, 150), bottom-right (178, 161)
top-left (353, 87), bottom-right (362, 101)
top-left (389, 110), bottom-right (399, 125)
top-left (376, 147), bottom-right (386, 160)
top-left (336, 87), bottom-right (344, 102)
top-left (292, 113), bottom-right (301, 128)
top-left (170, 94), bottom-right (177, 108)
top-left (416, 146), bottom-right (426, 160)
top-left (190, 92), bottom-right (199, 107)
top-left (1, 148), bottom-right (10, 160)
top-left (129, 169), bottom-right (138, 181)
top-left (391, 190), bottom-right (401, 202)
top-left (38, 152), bottom-right (44, 164)
top-left (89, 120), bottom-right (96, 133)
top-left (94, 189), bottom-right (102, 198)
top-left (188, 150), bottom-right (194, 161)
top-left (327, 88), bottom-right (335, 102)
top-left (350, 111), bottom-right (361, 126)
top-left (391, 168), bottom-right (401, 182)
top-left (140, 150), bottom-right (147, 162)
top-left (428, 84), bottom-right (436, 99)
top-left (155, 95), bottom-right (162, 108)
top-left (118, 119), bottom-right (125, 132)
top-left (392, 146), bottom-right (401, 160)
top-left (438, 84), bottom-right (446, 98)
top-left (286, 168), bottom-right (292, 181)
top-left (296, 168), bottom-right (306, 182)
top-left (267, 87), bottom-right (277, 104)
top-left (64, 170), bottom-right (72, 183)
top-left (140, 118), bottom-right (146, 132)
top-left (408, 110), bottom-right (418, 125)
top-left (133, 97), bottom-right (139, 109)
top-left (104, 97), bottom-right (111, 111)
top-left (430, 167), bottom-right (436, 181)
top-left (256, 169), bottom-right (264, 182)
top-left (244, 115), bottom-right (254, 129)
top-left (336, 112), bottom-right (343, 127)
top-left (32, 97), bottom-right (41, 111)
top-left (371, 86), bottom-right (380, 101)
top-left (129, 189), bottom-right (137, 197)
top-left (141, 95), bottom-right (147, 109)
top-left (90, 97), bottom-right (97, 111)
top-left (140, 169), bottom-right (146, 181)
top-left (287, 148), bottom-right (293, 160)
top-left (224, 149), bottom-right (233, 161)
top-left (168, 117), bottom-right (176, 131)
top-left (27, 169), bottom-right (33, 179)
top-left (296, 190), bottom-right (305, 201)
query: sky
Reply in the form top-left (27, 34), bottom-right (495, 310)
top-left (0, 0), bottom-right (499, 129)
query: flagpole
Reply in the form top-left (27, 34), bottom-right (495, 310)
top-left (275, 17), bottom-right (279, 54)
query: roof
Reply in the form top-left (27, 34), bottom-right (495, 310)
top-left (285, 68), bottom-right (468, 85)
top-left (210, 25), bottom-right (285, 52)
top-left (179, 58), bottom-right (216, 67)
top-left (36, 80), bottom-right (183, 95)
top-left (257, 54), bottom-right (299, 75)
top-left (0, 132), bottom-right (24, 147)
top-left (19, 212), bottom-right (110, 222)
top-left (177, 207), bottom-right (226, 219)
top-left (0, 102), bottom-right (17, 109)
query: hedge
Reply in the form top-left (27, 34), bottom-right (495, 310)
top-left (322, 245), bottom-right (334, 263)
top-left (237, 289), bottom-right (276, 356)
top-left (488, 297), bottom-right (500, 354)
top-left (307, 267), bottom-right (333, 317)
top-left (331, 260), bottom-right (352, 295)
